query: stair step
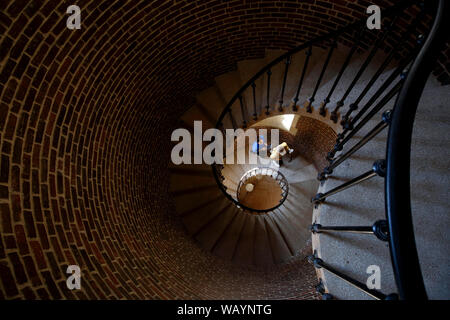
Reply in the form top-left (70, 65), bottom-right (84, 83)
top-left (174, 187), bottom-right (222, 214)
top-left (182, 196), bottom-right (229, 235)
top-left (271, 208), bottom-right (306, 255)
top-left (237, 57), bottom-right (266, 119)
top-left (282, 163), bottom-right (318, 184)
top-left (213, 211), bottom-right (247, 260)
top-left (170, 174), bottom-right (216, 193)
top-left (232, 214), bottom-right (256, 266)
top-left (168, 162), bottom-right (211, 172)
top-left (215, 71), bottom-right (245, 126)
top-left (265, 214), bottom-right (293, 263)
top-left (196, 86), bottom-right (226, 119)
top-left (253, 215), bottom-right (274, 267)
top-left (195, 205), bottom-right (239, 252)
top-left (264, 50), bottom-right (286, 111)
top-left (181, 104), bottom-right (215, 129)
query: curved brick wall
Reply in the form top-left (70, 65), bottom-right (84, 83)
top-left (294, 116), bottom-right (338, 171)
top-left (0, 0), bottom-right (447, 299)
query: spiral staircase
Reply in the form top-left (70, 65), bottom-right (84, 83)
top-left (169, 0), bottom-right (449, 299)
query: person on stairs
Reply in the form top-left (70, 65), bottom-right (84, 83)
top-left (270, 142), bottom-right (293, 167)
top-left (252, 135), bottom-right (270, 157)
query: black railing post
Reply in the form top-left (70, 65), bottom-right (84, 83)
top-left (239, 95), bottom-right (247, 128)
top-left (228, 109), bottom-right (237, 130)
top-left (310, 38), bottom-right (337, 115)
top-left (251, 82), bottom-right (257, 120)
top-left (315, 279), bottom-right (333, 300)
top-left (319, 110), bottom-right (392, 180)
top-left (313, 160), bottom-right (385, 203)
top-left (308, 254), bottom-right (398, 300)
top-left (329, 77), bottom-right (405, 160)
top-left (311, 220), bottom-right (389, 242)
top-left (293, 46), bottom-right (312, 112)
top-left (385, 0), bottom-right (448, 300)
top-left (330, 15), bottom-right (399, 123)
top-left (340, 6), bottom-right (427, 127)
top-left (265, 69), bottom-right (272, 115)
top-left (279, 56), bottom-right (291, 111)
top-left (321, 27), bottom-right (365, 117)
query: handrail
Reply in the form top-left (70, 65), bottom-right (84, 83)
top-left (214, 0), bottom-right (419, 128)
top-left (236, 167), bottom-right (289, 213)
top-left (211, 0), bottom-right (422, 214)
top-left (385, 0), bottom-right (449, 300)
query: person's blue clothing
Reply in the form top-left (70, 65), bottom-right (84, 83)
top-left (252, 136), bottom-right (269, 153)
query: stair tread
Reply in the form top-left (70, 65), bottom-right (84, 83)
top-left (272, 209), bottom-right (306, 255)
top-left (195, 204), bottom-right (238, 252)
top-left (253, 215), bottom-right (274, 267)
top-left (265, 214), bottom-right (293, 263)
top-left (174, 187), bottom-right (222, 214)
top-left (232, 214), bottom-right (256, 265)
top-left (213, 210), bottom-right (247, 260)
top-left (182, 196), bottom-right (230, 235)
top-left (170, 173), bottom-right (216, 193)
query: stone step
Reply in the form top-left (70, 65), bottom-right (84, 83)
top-left (195, 205), bottom-right (239, 252)
top-left (232, 214), bottom-right (256, 266)
top-left (183, 197), bottom-right (230, 235)
top-left (253, 215), bottom-right (275, 267)
top-left (213, 210), bottom-right (247, 260)
top-left (265, 214), bottom-right (293, 264)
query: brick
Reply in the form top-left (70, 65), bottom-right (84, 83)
top-left (0, 203), bottom-right (12, 233)
top-left (0, 185), bottom-right (8, 199)
top-left (8, 252), bottom-right (28, 284)
top-left (30, 240), bottom-right (47, 270)
top-left (0, 262), bottom-right (19, 297)
top-left (0, 0), bottom-right (446, 301)
top-left (14, 224), bottom-right (30, 255)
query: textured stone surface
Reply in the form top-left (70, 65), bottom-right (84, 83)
top-left (0, 0), bottom-right (448, 300)
top-left (313, 77), bottom-right (450, 300)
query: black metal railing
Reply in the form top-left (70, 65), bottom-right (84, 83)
top-left (213, 0), bottom-right (423, 213)
top-left (209, 0), bottom-right (447, 300)
top-left (236, 167), bottom-right (289, 212)
top-left (309, 0), bottom-right (447, 300)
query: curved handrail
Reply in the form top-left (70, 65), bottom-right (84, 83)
top-left (236, 167), bottom-right (289, 213)
top-left (212, 0), bottom-right (420, 214)
top-left (214, 0), bottom-right (419, 128)
top-left (385, 0), bottom-right (448, 300)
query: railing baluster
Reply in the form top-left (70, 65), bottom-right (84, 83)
top-left (279, 56), bottom-right (291, 112)
top-left (228, 109), bottom-right (237, 130)
top-left (305, 38), bottom-right (337, 113)
top-left (293, 46), bottom-right (312, 111)
top-left (308, 254), bottom-right (398, 300)
top-left (329, 77), bottom-right (404, 158)
top-left (330, 15), bottom-right (399, 123)
top-left (251, 82), bottom-right (257, 120)
top-left (319, 110), bottom-right (391, 180)
top-left (340, 7), bottom-right (426, 126)
top-left (341, 42), bottom-right (420, 135)
top-left (315, 279), bottom-right (333, 300)
top-left (312, 160), bottom-right (385, 204)
top-left (311, 220), bottom-right (389, 241)
top-left (265, 69), bottom-right (272, 115)
top-left (239, 95), bottom-right (247, 128)
top-left (320, 27), bottom-right (365, 117)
